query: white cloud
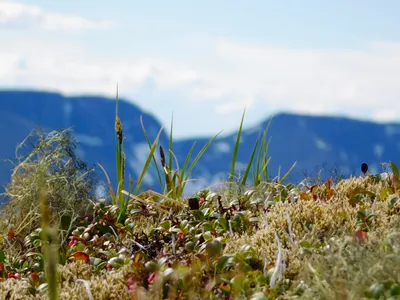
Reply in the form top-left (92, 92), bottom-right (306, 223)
top-left (1, 32), bottom-right (400, 136)
top-left (0, 1), bottom-right (113, 31)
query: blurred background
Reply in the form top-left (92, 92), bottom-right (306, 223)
top-left (1, 0), bottom-right (400, 197)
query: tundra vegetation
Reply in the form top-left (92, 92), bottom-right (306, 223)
top-left (1, 94), bottom-right (400, 300)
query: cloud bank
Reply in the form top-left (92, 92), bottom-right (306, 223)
top-left (0, 1), bottom-right (113, 31)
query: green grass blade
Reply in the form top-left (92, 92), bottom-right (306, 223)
top-left (391, 161), bottom-right (400, 179)
top-left (140, 116), bottom-right (163, 189)
top-left (38, 173), bottom-right (59, 300)
top-left (264, 136), bottom-right (272, 182)
top-left (263, 117), bottom-right (273, 181)
top-left (115, 86), bottom-right (125, 206)
top-left (117, 176), bottom-right (133, 224)
top-left (180, 142), bottom-right (196, 182)
top-left (168, 113), bottom-right (174, 173)
top-left (133, 126), bottom-right (164, 195)
top-left (278, 161), bottom-right (297, 184)
top-left (230, 109), bottom-right (246, 183)
top-left (177, 142), bottom-right (196, 196)
top-left (182, 130), bottom-right (222, 192)
top-left (254, 133), bottom-right (263, 185)
top-left (258, 157), bottom-right (271, 182)
top-left (241, 136), bottom-right (260, 185)
top-left (97, 162), bottom-right (116, 205)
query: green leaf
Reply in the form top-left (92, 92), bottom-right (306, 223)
top-left (215, 255), bottom-right (230, 271)
top-left (218, 217), bottom-right (229, 230)
top-left (389, 197), bottom-right (400, 208)
top-left (203, 231), bottom-right (213, 242)
top-left (380, 187), bottom-right (393, 200)
top-left (90, 257), bottom-right (103, 267)
top-left (299, 240), bottom-right (312, 248)
top-left (0, 250), bottom-right (5, 262)
top-left (231, 273), bottom-right (246, 296)
top-left (206, 239), bottom-right (222, 258)
top-left (203, 223), bottom-right (214, 232)
top-left (159, 220), bottom-right (172, 230)
top-left (191, 210), bottom-right (205, 221)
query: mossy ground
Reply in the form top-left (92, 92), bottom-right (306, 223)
top-left (1, 172), bottom-right (400, 299)
top-left (1, 105), bottom-right (399, 299)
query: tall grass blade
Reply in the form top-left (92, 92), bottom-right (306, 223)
top-left (254, 132), bottom-right (263, 186)
top-left (278, 161), bottom-right (297, 184)
top-left (168, 113), bottom-right (174, 174)
top-left (263, 117), bottom-right (273, 182)
top-left (182, 131), bottom-right (222, 192)
top-left (264, 136), bottom-right (272, 183)
top-left (241, 137), bottom-right (260, 185)
top-left (229, 109), bottom-right (246, 183)
top-left (140, 116), bottom-right (163, 189)
top-left (115, 85), bottom-right (124, 207)
top-left (117, 176), bottom-right (133, 224)
top-left (133, 126), bottom-right (164, 195)
top-left (179, 143), bottom-right (196, 182)
top-left (97, 162), bottom-right (116, 204)
top-left (176, 142), bottom-right (196, 197)
top-left (38, 172), bottom-right (59, 300)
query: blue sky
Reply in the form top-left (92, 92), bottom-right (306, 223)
top-left (1, 1), bottom-right (400, 137)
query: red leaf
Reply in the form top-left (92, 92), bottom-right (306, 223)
top-left (355, 229), bottom-right (368, 241)
top-left (148, 272), bottom-right (156, 284)
top-left (7, 228), bottom-right (16, 240)
top-left (299, 192), bottom-right (309, 200)
top-left (30, 271), bottom-right (40, 282)
top-left (127, 277), bottom-right (136, 291)
top-left (71, 252), bottom-right (90, 263)
top-left (8, 272), bottom-right (21, 279)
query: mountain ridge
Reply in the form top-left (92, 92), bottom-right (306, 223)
top-left (1, 90), bottom-right (400, 200)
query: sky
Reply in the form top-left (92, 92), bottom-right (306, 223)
top-left (1, 0), bottom-right (400, 138)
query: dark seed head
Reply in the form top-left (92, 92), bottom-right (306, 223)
top-left (188, 197), bottom-right (199, 210)
top-left (115, 116), bottom-right (123, 144)
top-left (361, 163), bottom-right (368, 175)
top-left (159, 146), bottom-right (166, 167)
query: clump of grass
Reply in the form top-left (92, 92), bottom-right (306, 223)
top-left (141, 113), bottom-right (221, 200)
top-left (0, 128), bottom-right (96, 243)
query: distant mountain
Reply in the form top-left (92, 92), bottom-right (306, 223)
top-left (0, 90), bottom-right (170, 200)
top-left (1, 90), bottom-right (400, 202)
top-left (176, 113), bottom-right (400, 189)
